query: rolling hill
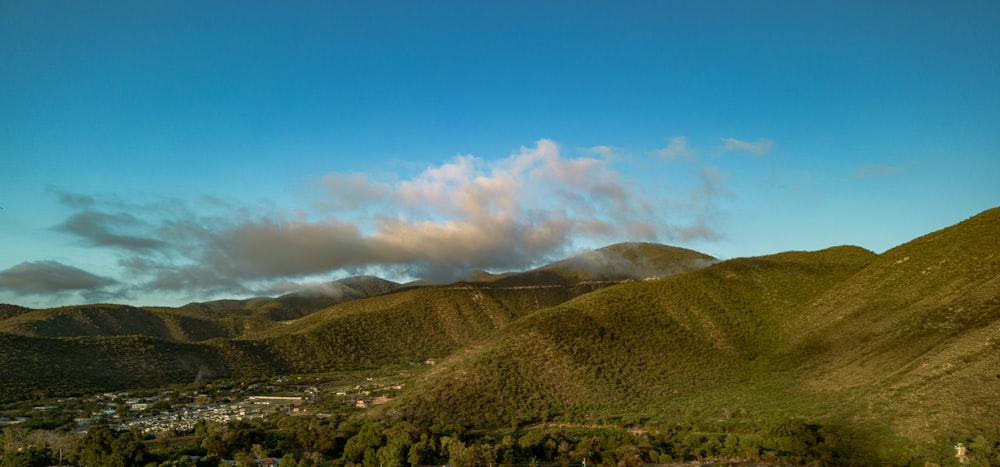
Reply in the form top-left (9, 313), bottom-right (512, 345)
top-left (0, 275), bottom-right (405, 342)
top-left (376, 208), bottom-right (999, 460)
top-left (0, 242), bottom-right (717, 400)
top-left (0, 209), bottom-right (997, 463)
top-left (490, 242), bottom-right (717, 286)
top-left (383, 245), bottom-right (880, 429)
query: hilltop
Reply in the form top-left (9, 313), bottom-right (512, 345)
top-left (0, 209), bottom-right (997, 463)
top-left (0, 275), bottom-right (405, 342)
top-left (490, 242), bottom-right (716, 286)
top-left (0, 242), bottom-right (716, 400)
top-left (385, 245), bottom-right (880, 429)
top-left (376, 208), bottom-right (999, 461)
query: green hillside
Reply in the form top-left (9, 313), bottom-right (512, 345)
top-left (0, 210), bottom-right (997, 463)
top-left (787, 207), bottom-right (1000, 442)
top-left (0, 333), bottom-right (231, 401)
top-left (250, 284), bottom-right (583, 373)
top-left (0, 243), bottom-right (716, 402)
top-left (385, 245), bottom-right (878, 430)
top-left (178, 275), bottom-right (404, 322)
top-left (0, 276), bottom-right (405, 342)
top-left (0, 303), bottom-right (271, 342)
top-left (376, 209), bottom-right (999, 461)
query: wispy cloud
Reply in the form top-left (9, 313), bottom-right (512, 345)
top-left (721, 137), bottom-right (774, 155)
top-left (46, 139), bottom-right (728, 299)
top-left (654, 136), bottom-right (695, 160)
top-left (853, 164), bottom-right (905, 179)
top-left (55, 210), bottom-right (167, 251)
top-left (0, 260), bottom-right (119, 299)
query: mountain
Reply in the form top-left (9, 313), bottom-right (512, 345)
top-left (0, 276), bottom-right (406, 342)
top-left (377, 208), bottom-right (999, 457)
top-left (1, 209), bottom-right (997, 462)
top-left (0, 303), bottom-right (32, 321)
top-left (491, 242), bottom-right (717, 287)
top-left (0, 244), bottom-right (718, 399)
top-left (175, 275), bottom-right (405, 321)
top-left (786, 207), bottom-right (1000, 442)
top-left (384, 245), bottom-right (879, 429)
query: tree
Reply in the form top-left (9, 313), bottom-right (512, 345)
top-left (341, 423), bottom-right (383, 465)
top-left (0, 427), bottom-right (30, 455)
top-left (71, 424), bottom-right (146, 467)
top-left (71, 424), bottom-right (116, 467)
top-left (234, 451), bottom-right (255, 467)
top-left (35, 429), bottom-right (74, 466)
top-left (1, 450), bottom-right (33, 467)
top-left (407, 434), bottom-right (436, 466)
top-left (281, 452), bottom-right (300, 467)
top-left (377, 422), bottom-right (414, 467)
top-left (159, 455), bottom-right (198, 467)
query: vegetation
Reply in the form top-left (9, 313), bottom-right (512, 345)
top-left (0, 208), bottom-right (998, 464)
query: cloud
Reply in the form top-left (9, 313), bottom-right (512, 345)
top-left (721, 137), bottom-right (774, 155)
top-left (50, 139), bottom-right (727, 297)
top-left (655, 136), bottom-right (695, 160)
top-left (0, 260), bottom-right (118, 295)
top-left (319, 173), bottom-right (392, 211)
top-left (55, 191), bottom-right (95, 208)
top-left (853, 164), bottom-right (904, 179)
top-left (54, 210), bottom-right (167, 251)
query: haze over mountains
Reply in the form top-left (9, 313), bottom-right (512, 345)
top-left (1, 209), bottom-right (997, 458)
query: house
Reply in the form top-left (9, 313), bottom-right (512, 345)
top-left (356, 399), bottom-right (367, 409)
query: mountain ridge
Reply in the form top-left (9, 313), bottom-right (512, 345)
top-left (0, 241), bottom-right (720, 400)
top-left (378, 208), bottom-right (999, 447)
top-left (0, 208), bottom-right (997, 460)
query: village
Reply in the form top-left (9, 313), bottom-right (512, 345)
top-left (110, 392), bottom-right (310, 435)
top-left (0, 373), bottom-right (407, 437)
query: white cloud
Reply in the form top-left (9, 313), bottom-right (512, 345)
top-left (49, 139), bottom-right (728, 297)
top-left (655, 136), bottom-right (695, 159)
top-left (721, 137), bottom-right (774, 155)
top-left (587, 145), bottom-right (617, 159)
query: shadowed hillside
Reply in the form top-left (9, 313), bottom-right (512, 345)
top-left (0, 303), bottom-right (32, 321)
top-left (0, 276), bottom-right (405, 342)
top-left (175, 275), bottom-right (405, 321)
top-left (379, 208), bottom-right (999, 455)
top-left (386, 245), bottom-right (878, 430)
top-left (0, 333), bottom-right (231, 401)
top-left (0, 210), bottom-right (997, 462)
top-left (0, 304), bottom-right (237, 342)
top-left (0, 243), bottom-right (718, 401)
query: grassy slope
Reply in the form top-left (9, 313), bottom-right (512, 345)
top-left (789, 207), bottom-right (1000, 442)
top-left (237, 243), bottom-right (720, 374)
top-left (387, 245), bottom-right (877, 429)
top-left (1, 208), bottom-right (996, 454)
top-left (0, 333), bottom-right (231, 400)
top-left (0, 304), bottom-right (265, 342)
top-left (242, 285), bottom-right (590, 374)
top-left (0, 243), bottom-right (718, 402)
top-left (384, 209), bottom-right (999, 448)
top-left (0, 276), bottom-right (406, 342)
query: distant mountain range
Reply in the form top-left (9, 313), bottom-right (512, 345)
top-left (1, 208), bottom-right (998, 454)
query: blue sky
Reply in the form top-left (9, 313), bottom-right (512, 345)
top-left (2, 1), bottom-right (998, 307)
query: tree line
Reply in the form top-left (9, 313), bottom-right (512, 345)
top-left (3, 415), bottom-right (998, 466)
